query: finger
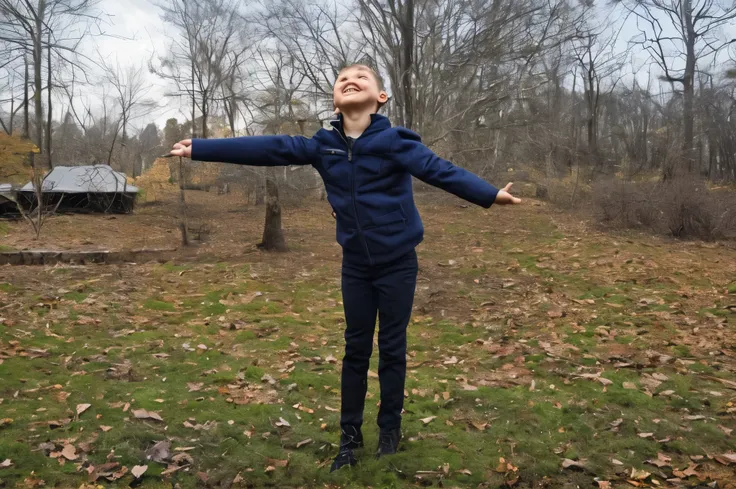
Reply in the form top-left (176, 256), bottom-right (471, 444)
top-left (179, 139), bottom-right (192, 146)
top-left (173, 143), bottom-right (183, 150)
top-left (503, 182), bottom-right (514, 192)
top-left (513, 197), bottom-right (522, 204)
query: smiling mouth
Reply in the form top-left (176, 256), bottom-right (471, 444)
top-left (343, 87), bottom-right (360, 94)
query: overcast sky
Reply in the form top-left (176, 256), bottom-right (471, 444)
top-left (37, 0), bottom-right (736, 134)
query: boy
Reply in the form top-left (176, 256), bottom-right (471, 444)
top-left (170, 63), bottom-right (521, 472)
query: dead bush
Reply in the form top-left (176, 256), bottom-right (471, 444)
top-left (591, 178), bottom-right (736, 240)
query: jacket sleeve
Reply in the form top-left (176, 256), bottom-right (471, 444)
top-left (391, 127), bottom-right (499, 208)
top-left (191, 135), bottom-right (318, 166)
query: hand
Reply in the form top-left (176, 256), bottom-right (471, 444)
top-left (170, 139), bottom-right (192, 158)
top-left (494, 183), bottom-right (522, 205)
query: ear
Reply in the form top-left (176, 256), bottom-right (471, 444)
top-left (378, 91), bottom-right (388, 103)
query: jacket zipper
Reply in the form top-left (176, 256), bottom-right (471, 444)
top-left (337, 131), bottom-right (373, 265)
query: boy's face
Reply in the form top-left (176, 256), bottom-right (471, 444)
top-left (333, 65), bottom-right (388, 113)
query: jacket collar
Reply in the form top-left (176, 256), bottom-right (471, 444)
top-left (330, 113), bottom-right (391, 138)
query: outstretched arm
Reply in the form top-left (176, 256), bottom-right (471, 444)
top-left (392, 128), bottom-right (520, 207)
top-left (169, 135), bottom-right (317, 166)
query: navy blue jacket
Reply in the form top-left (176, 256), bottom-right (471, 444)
top-left (192, 114), bottom-right (499, 265)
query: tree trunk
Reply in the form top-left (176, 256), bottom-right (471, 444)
top-left (177, 156), bottom-right (189, 246)
top-left (401, 0), bottom-right (414, 130)
top-left (46, 29), bottom-right (52, 167)
top-left (682, 0), bottom-right (696, 174)
top-left (191, 58), bottom-right (197, 139)
top-left (33, 0), bottom-right (47, 167)
top-left (258, 171), bottom-right (287, 251)
top-left (23, 52), bottom-right (30, 139)
top-left (254, 169), bottom-right (265, 205)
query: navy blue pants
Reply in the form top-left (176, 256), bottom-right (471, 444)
top-left (339, 249), bottom-right (418, 432)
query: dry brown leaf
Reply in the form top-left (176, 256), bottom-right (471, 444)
top-left (131, 465), bottom-right (148, 478)
top-left (646, 453), bottom-right (672, 468)
top-left (596, 481), bottom-right (611, 489)
top-left (76, 403), bottom-right (92, 416)
top-left (630, 468), bottom-right (651, 480)
top-left (714, 453), bottom-right (736, 465)
top-left (296, 439), bottom-right (312, 448)
top-left (421, 416), bottom-right (437, 425)
top-left (61, 444), bottom-right (78, 461)
top-left (132, 409), bottom-right (164, 422)
top-left (266, 458), bottom-right (288, 468)
top-left (99, 425), bottom-right (113, 432)
top-left (274, 417), bottom-right (290, 428)
top-left (561, 459), bottom-right (587, 470)
top-left (0, 459), bottom-right (12, 468)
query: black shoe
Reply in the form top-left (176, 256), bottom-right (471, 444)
top-left (330, 426), bottom-right (364, 472)
top-left (376, 428), bottom-right (401, 458)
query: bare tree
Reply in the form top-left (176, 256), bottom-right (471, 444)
top-left (0, 0), bottom-right (102, 169)
top-left (571, 14), bottom-right (628, 169)
top-left (99, 58), bottom-right (158, 169)
top-left (152, 0), bottom-right (249, 139)
top-left (615, 0), bottom-right (736, 175)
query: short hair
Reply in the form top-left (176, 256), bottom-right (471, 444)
top-left (337, 62), bottom-right (389, 111)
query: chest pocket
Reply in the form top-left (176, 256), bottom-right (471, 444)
top-left (320, 148), bottom-right (350, 187)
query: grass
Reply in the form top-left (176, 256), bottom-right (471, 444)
top-left (0, 200), bottom-right (734, 489)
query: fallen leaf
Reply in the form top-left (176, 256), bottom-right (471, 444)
top-left (421, 416), bottom-right (437, 425)
top-left (646, 453), bottom-right (672, 468)
top-left (296, 439), bottom-right (312, 448)
top-left (132, 409), bottom-right (164, 422)
top-left (274, 417), bottom-right (290, 428)
top-left (623, 382), bottom-right (637, 390)
top-left (131, 465), bottom-right (148, 478)
top-left (456, 469), bottom-right (472, 475)
top-left (444, 356), bottom-right (459, 365)
top-left (638, 432), bottom-right (654, 438)
top-left (561, 459), bottom-right (587, 470)
top-left (714, 453), bottom-right (736, 465)
top-left (99, 425), bottom-right (113, 432)
top-left (0, 459), bottom-right (12, 468)
top-left (61, 444), bottom-right (78, 460)
top-left (76, 404), bottom-right (92, 416)
top-left (187, 382), bottom-right (203, 392)
top-left (547, 309), bottom-right (565, 318)
top-left (630, 468), bottom-right (651, 480)
top-left (673, 462), bottom-right (700, 478)
top-left (596, 481), bottom-right (611, 489)
top-left (266, 458), bottom-right (288, 468)
top-left (264, 466), bottom-right (275, 474)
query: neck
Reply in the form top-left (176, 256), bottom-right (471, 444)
top-left (340, 110), bottom-right (373, 138)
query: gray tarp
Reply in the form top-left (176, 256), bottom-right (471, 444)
top-left (20, 165), bottom-right (138, 193)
